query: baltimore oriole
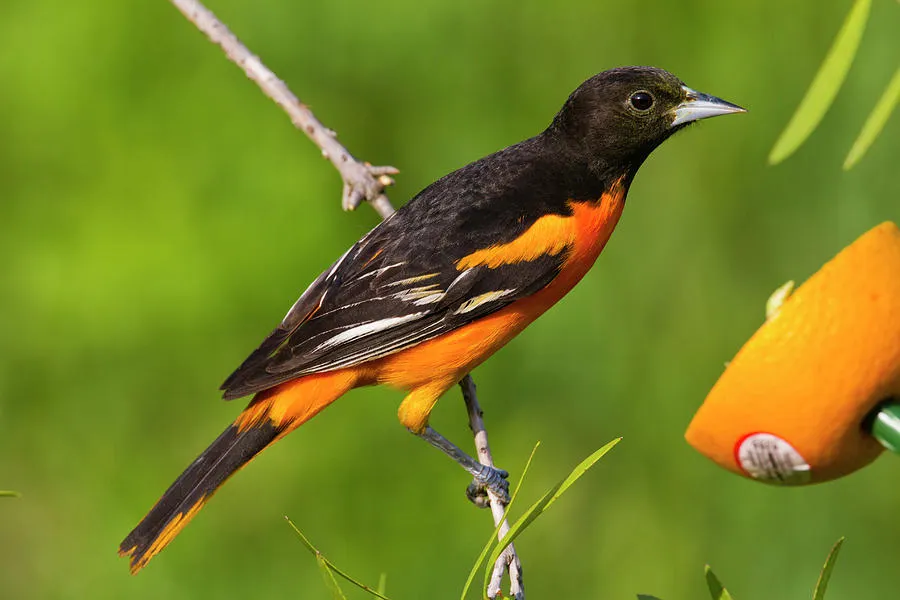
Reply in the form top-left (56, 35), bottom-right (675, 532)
top-left (120, 66), bottom-right (744, 572)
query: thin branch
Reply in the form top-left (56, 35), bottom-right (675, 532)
top-left (460, 375), bottom-right (524, 599)
top-left (169, 0), bottom-right (397, 218)
top-left (169, 1), bottom-right (523, 596)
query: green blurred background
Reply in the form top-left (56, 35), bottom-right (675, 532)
top-left (2, 0), bottom-right (898, 598)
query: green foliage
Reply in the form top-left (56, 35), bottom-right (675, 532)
top-left (291, 472), bottom-right (843, 600)
top-left (478, 438), bottom-right (621, 597)
top-left (812, 538), bottom-right (844, 600)
top-left (290, 439), bottom-right (619, 600)
top-left (288, 439), bottom-right (620, 600)
top-left (768, 0), bottom-right (872, 165)
top-left (286, 517), bottom-right (391, 600)
top-left (769, 0), bottom-right (899, 169)
top-left (318, 554), bottom-right (349, 600)
top-left (844, 67), bottom-right (900, 169)
top-left (698, 539), bottom-right (844, 600)
top-left (704, 566), bottom-right (735, 600)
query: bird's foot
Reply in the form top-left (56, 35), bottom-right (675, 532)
top-left (466, 464), bottom-right (510, 506)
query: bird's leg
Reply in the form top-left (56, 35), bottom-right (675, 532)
top-left (415, 426), bottom-right (511, 504)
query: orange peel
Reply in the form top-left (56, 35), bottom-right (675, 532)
top-left (686, 222), bottom-right (900, 484)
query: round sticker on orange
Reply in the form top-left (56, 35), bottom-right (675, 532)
top-left (734, 433), bottom-right (811, 485)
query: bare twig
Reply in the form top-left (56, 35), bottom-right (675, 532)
top-left (169, 0), bottom-right (397, 218)
top-left (169, 1), bottom-right (523, 596)
top-left (460, 375), bottom-right (524, 599)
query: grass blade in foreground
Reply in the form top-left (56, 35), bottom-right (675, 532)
top-left (318, 554), bottom-right (348, 600)
top-left (705, 565), bottom-right (735, 600)
top-left (844, 67), bottom-right (900, 169)
top-left (460, 442), bottom-right (541, 600)
top-left (481, 438), bottom-right (622, 595)
top-left (0, 491), bottom-right (20, 497)
top-left (812, 538), bottom-right (844, 600)
top-left (768, 0), bottom-right (871, 165)
top-left (285, 516), bottom-right (392, 600)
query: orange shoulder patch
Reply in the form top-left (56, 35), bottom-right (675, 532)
top-left (455, 213), bottom-right (576, 270)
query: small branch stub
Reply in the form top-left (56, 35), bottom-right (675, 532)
top-left (169, 0), bottom-right (398, 219)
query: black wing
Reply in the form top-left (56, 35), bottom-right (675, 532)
top-left (222, 139), bottom-right (580, 399)
top-left (221, 216), bottom-right (564, 398)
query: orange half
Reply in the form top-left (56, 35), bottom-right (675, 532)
top-left (686, 222), bottom-right (900, 484)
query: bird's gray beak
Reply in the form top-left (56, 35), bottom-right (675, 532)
top-left (671, 85), bottom-right (746, 127)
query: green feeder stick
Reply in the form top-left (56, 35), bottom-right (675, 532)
top-left (870, 401), bottom-right (900, 454)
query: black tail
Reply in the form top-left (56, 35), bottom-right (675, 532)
top-left (119, 420), bottom-right (282, 573)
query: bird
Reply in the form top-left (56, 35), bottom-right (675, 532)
top-left (119, 66), bottom-right (745, 573)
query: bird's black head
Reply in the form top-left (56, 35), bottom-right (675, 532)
top-left (548, 66), bottom-right (745, 184)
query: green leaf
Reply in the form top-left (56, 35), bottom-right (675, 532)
top-left (0, 491), bottom-right (20, 498)
top-left (377, 573), bottom-right (387, 596)
top-left (705, 565), bottom-right (735, 600)
top-left (844, 67), bottom-right (900, 169)
top-left (768, 0), bottom-right (872, 164)
top-left (812, 538), bottom-right (845, 600)
top-left (286, 516), bottom-right (392, 600)
top-left (481, 438), bottom-right (622, 595)
top-left (459, 442), bottom-right (541, 600)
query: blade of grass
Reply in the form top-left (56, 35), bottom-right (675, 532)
top-left (318, 555), bottom-right (348, 600)
top-left (768, 0), bottom-right (871, 164)
top-left (459, 441), bottom-right (541, 600)
top-left (481, 438), bottom-right (622, 595)
top-left (286, 516), bottom-right (392, 600)
top-left (377, 573), bottom-right (387, 596)
top-left (844, 67), bottom-right (900, 169)
top-left (812, 538), bottom-right (845, 600)
top-left (0, 491), bottom-right (20, 498)
top-left (705, 565), bottom-right (735, 600)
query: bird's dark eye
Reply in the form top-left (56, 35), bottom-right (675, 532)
top-left (630, 91), bottom-right (654, 111)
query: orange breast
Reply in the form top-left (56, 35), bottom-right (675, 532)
top-left (371, 179), bottom-right (628, 390)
